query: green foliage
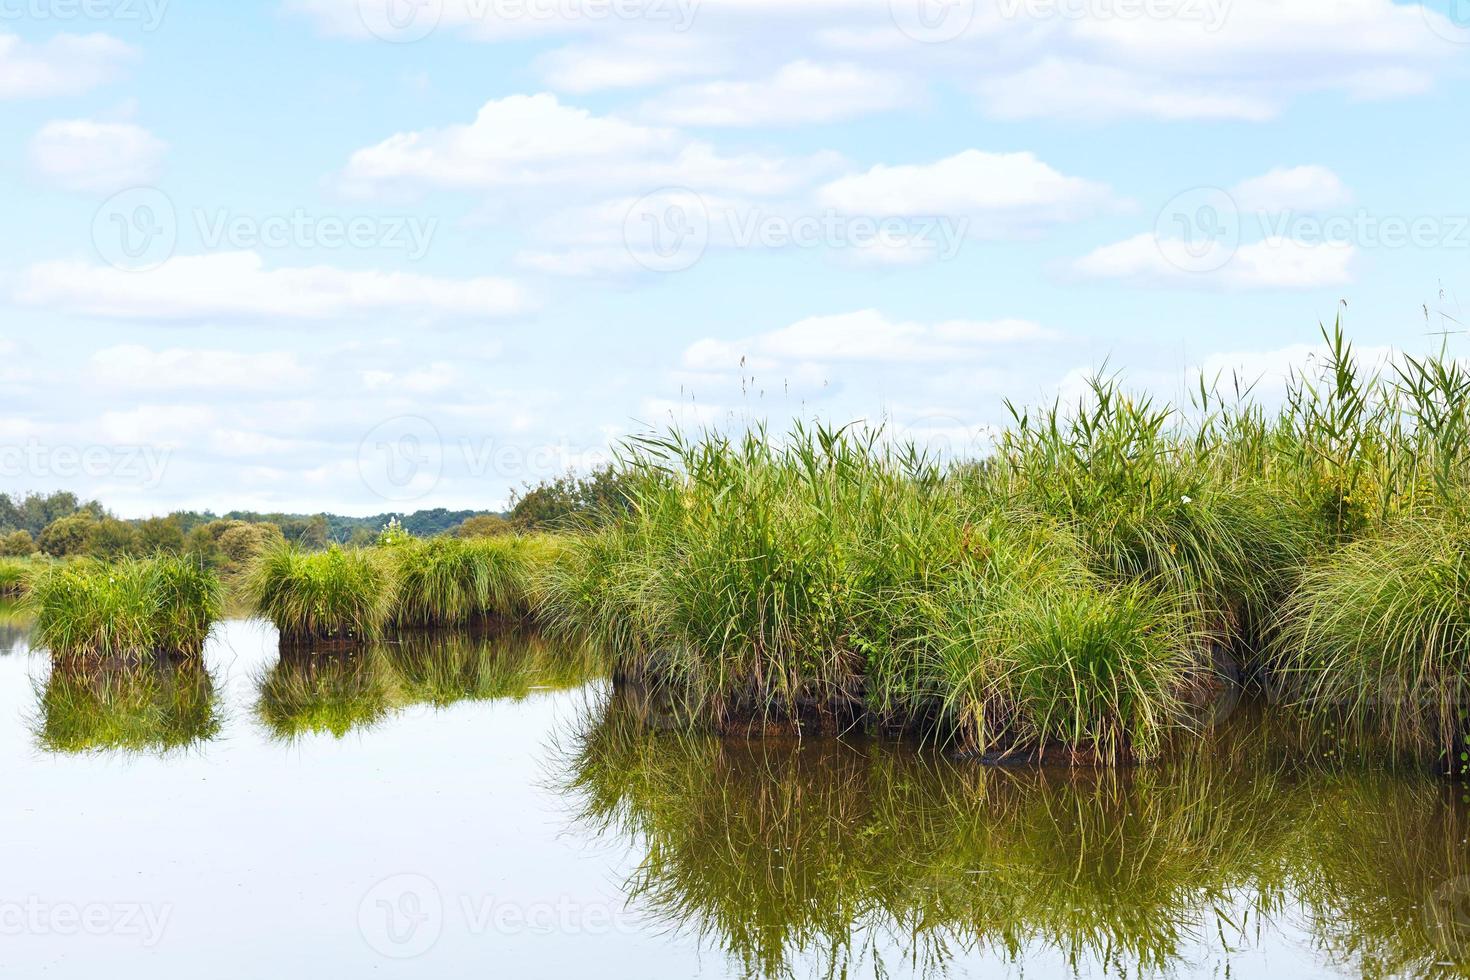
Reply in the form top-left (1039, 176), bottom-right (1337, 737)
top-left (0, 529), bottom-right (35, 557)
top-left (38, 513), bottom-right (97, 557)
top-left (510, 465), bottom-right (635, 530)
top-left (0, 557), bottom-right (38, 597)
top-left (388, 534), bottom-right (556, 628)
top-left (244, 543), bottom-right (396, 645)
top-left (540, 423), bottom-right (1200, 760)
top-left (454, 514), bottom-right (514, 538)
top-left (28, 555), bottom-right (223, 657)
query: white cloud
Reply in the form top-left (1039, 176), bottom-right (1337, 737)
top-left (90, 346), bottom-right (314, 390)
top-left (1074, 233), bottom-right (1354, 290)
top-left (29, 120), bottom-right (167, 192)
top-left (972, 0), bottom-right (1454, 121)
top-left (361, 363), bottom-right (463, 393)
top-left (537, 35), bottom-right (731, 92)
top-left (640, 60), bottom-right (914, 127)
top-left (816, 149), bottom-right (1119, 230)
top-left (974, 59), bottom-right (1277, 123)
top-left (1232, 165), bottom-right (1353, 213)
top-left (16, 251), bottom-right (533, 321)
top-left (684, 309), bottom-right (1058, 370)
top-left (0, 32), bottom-right (136, 99)
top-left (340, 93), bottom-right (834, 198)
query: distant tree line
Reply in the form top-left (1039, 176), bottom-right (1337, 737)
top-left (0, 466), bottom-right (635, 563)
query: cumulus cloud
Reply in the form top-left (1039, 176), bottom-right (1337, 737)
top-left (1232, 165), bottom-right (1353, 213)
top-left (640, 60), bottom-right (915, 127)
top-left (0, 32), bottom-right (136, 99)
top-left (29, 119), bottom-right (167, 192)
top-left (339, 93), bottom-right (836, 198)
top-left (16, 251), bottom-right (533, 321)
top-left (817, 149), bottom-right (1120, 228)
top-left (89, 346), bottom-right (314, 390)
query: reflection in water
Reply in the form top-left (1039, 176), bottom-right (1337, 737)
top-left (256, 628), bottom-right (606, 742)
top-left (36, 655), bottom-right (222, 754)
top-left (565, 689), bottom-right (1470, 979)
top-left (0, 600), bottom-right (31, 656)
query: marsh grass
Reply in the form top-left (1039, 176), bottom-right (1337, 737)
top-left (542, 424), bottom-right (1208, 761)
top-left (246, 543), bottom-right (395, 645)
top-left (1272, 513), bottom-right (1470, 770)
top-left (36, 654), bottom-right (221, 754)
top-left (0, 557), bottom-right (38, 598)
top-left (388, 534), bottom-right (559, 628)
top-left (247, 535), bottom-right (563, 646)
top-left (532, 324), bottom-right (1470, 769)
top-left (29, 555), bottom-right (222, 657)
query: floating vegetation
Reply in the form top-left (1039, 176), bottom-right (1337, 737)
top-left (29, 555), bottom-right (222, 657)
top-left (35, 654), bottom-right (222, 754)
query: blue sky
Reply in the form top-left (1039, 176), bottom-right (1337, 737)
top-left (1, 0), bottom-right (1468, 516)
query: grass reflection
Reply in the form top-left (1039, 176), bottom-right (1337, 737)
top-left (565, 691), bottom-right (1470, 979)
top-left (255, 628), bottom-right (606, 742)
top-left (35, 654), bottom-right (222, 754)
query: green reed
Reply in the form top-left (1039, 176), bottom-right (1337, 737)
top-left (246, 542), bottom-right (397, 645)
top-left (29, 555), bottom-right (222, 657)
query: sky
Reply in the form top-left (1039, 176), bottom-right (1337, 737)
top-left (1, 0), bottom-right (1469, 518)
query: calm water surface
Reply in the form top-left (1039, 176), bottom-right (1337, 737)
top-left (2, 615), bottom-right (1468, 979)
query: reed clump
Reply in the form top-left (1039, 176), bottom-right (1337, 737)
top-left (387, 534), bottom-right (558, 628)
top-left (29, 555), bottom-right (222, 657)
top-left (541, 424), bottom-right (1204, 761)
top-left (538, 324), bottom-right (1470, 770)
top-left (0, 557), bottom-right (36, 598)
top-left (246, 534), bottom-right (563, 646)
top-left (245, 542), bottom-right (396, 645)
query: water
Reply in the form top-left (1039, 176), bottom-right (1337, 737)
top-left (2, 617), bottom-right (1469, 979)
